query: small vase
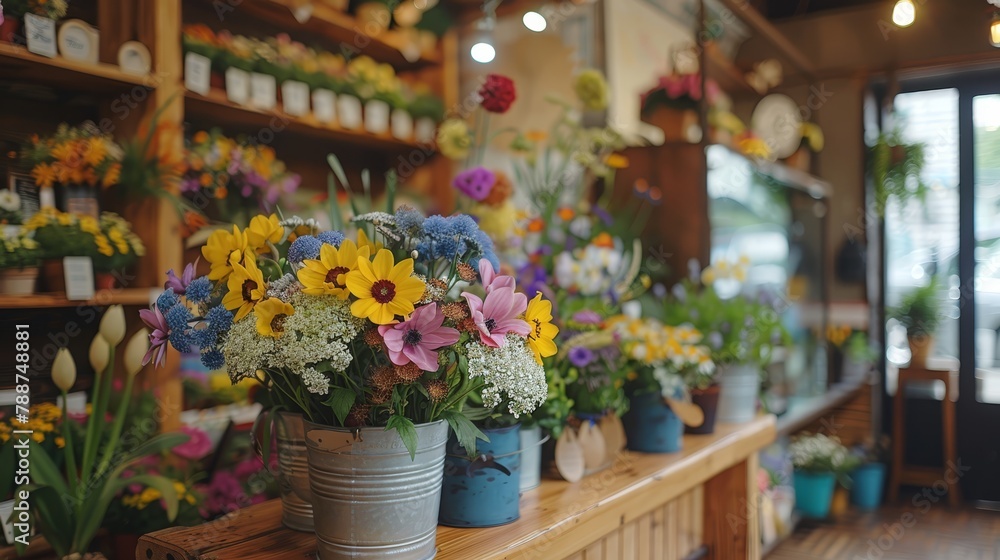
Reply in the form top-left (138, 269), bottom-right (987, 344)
top-left (94, 272), bottom-right (117, 291)
top-left (305, 419), bottom-right (447, 559)
top-left (390, 108), bottom-right (414, 141)
top-left (686, 384), bottom-right (721, 435)
top-left (793, 469), bottom-right (836, 519)
top-left (414, 117), bottom-right (437, 144)
top-left (364, 99), bottom-right (391, 135)
top-left (0, 17), bottom-right (22, 44)
top-left (41, 259), bottom-right (66, 293)
top-left (908, 335), bottom-right (933, 368)
top-left (336, 94), bottom-right (363, 130)
top-left (716, 363), bottom-right (759, 424)
top-left (0, 267), bottom-right (39, 296)
top-left (624, 392), bottom-right (684, 453)
top-left (519, 424), bottom-right (543, 492)
top-left (439, 423), bottom-right (522, 527)
top-left (850, 462), bottom-right (886, 511)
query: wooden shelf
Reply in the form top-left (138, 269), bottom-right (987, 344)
top-left (775, 379), bottom-right (868, 437)
top-left (0, 42), bottom-right (155, 94)
top-left (0, 287), bottom-right (157, 309)
top-left (704, 42), bottom-right (756, 97)
top-left (184, 88), bottom-right (429, 153)
top-left (222, 0), bottom-right (441, 70)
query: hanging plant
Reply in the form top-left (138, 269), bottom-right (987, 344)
top-left (869, 127), bottom-right (927, 216)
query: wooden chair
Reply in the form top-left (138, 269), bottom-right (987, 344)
top-left (887, 364), bottom-right (961, 507)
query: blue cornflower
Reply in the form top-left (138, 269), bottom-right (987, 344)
top-left (288, 235), bottom-right (322, 264)
top-left (420, 215), bottom-right (450, 238)
top-left (201, 348), bottom-right (225, 370)
top-left (185, 277), bottom-right (213, 305)
top-left (317, 230), bottom-right (345, 247)
top-left (156, 289), bottom-right (180, 313)
top-left (394, 206), bottom-right (425, 234)
top-left (164, 303), bottom-right (193, 332)
top-left (448, 214), bottom-right (479, 239)
top-left (205, 305), bottom-right (233, 336)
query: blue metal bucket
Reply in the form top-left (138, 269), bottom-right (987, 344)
top-left (793, 469), bottom-right (836, 519)
top-left (624, 392), bottom-right (683, 453)
top-left (439, 423), bottom-right (522, 527)
top-left (850, 462), bottom-right (886, 511)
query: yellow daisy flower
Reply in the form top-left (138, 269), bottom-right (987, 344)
top-left (255, 298), bottom-right (294, 338)
top-left (31, 163), bottom-right (58, 189)
top-left (525, 293), bottom-right (559, 364)
top-left (246, 214), bottom-right (284, 251)
top-left (345, 249), bottom-right (425, 325)
top-left (222, 252), bottom-right (266, 321)
top-left (202, 225), bottom-right (249, 281)
top-left (297, 239), bottom-right (370, 298)
top-left (356, 229), bottom-right (383, 254)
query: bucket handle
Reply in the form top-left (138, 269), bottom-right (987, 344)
top-left (447, 434), bottom-right (551, 477)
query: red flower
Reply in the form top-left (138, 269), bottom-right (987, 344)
top-left (479, 74), bottom-right (516, 114)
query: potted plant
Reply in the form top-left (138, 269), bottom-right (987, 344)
top-left (869, 126), bottom-right (927, 217)
top-left (0, 190), bottom-right (23, 237)
top-left (640, 73), bottom-right (720, 142)
top-left (22, 122), bottom-right (123, 204)
top-left (617, 317), bottom-right (715, 452)
top-left (142, 160), bottom-right (554, 552)
top-left (11, 307), bottom-right (189, 558)
top-left (346, 55), bottom-right (399, 134)
top-left (408, 92), bottom-right (445, 144)
top-left (850, 436), bottom-right (890, 511)
top-left (0, 230), bottom-right (41, 295)
top-left (889, 280), bottom-right (941, 368)
top-left (91, 212), bottom-right (145, 289)
top-left (21, 208), bottom-right (102, 292)
top-left (789, 433), bottom-right (857, 519)
top-left (1, 0), bottom-right (68, 43)
top-left (682, 356), bottom-right (721, 435)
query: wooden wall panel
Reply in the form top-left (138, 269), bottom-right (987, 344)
top-left (804, 383), bottom-right (873, 446)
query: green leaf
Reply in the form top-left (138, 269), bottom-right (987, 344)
top-left (327, 173), bottom-right (344, 232)
top-left (386, 415), bottom-right (418, 460)
top-left (26, 440), bottom-right (69, 497)
top-left (441, 410), bottom-right (488, 458)
top-left (385, 169), bottom-right (397, 213)
top-left (326, 154), bottom-right (349, 192)
top-left (461, 405), bottom-right (492, 422)
top-left (324, 388), bottom-right (356, 426)
top-left (23, 485), bottom-right (72, 557)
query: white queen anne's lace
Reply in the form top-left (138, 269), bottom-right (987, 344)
top-left (301, 366), bottom-right (331, 395)
top-left (222, 311), bottom-right (276, 382)
top-left (465, 335), bottom-right (547, 418)
top-left (273, 293), bottom-right (365, 373)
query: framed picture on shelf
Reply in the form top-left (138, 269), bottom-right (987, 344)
top-left (7, 172), bottom-right (41, 220)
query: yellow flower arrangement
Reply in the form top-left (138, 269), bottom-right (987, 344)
top-left (345, 249), bottom-right (426, 325)
top-left (298, 239), bottom-right (370, 298)
top-left (22, 124), bottom-right (123, 190)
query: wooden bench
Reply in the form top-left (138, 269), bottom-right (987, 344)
top-left (140, 415), bottom-right (776, 560)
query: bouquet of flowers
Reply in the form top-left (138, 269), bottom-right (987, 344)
top-left (0, 190), bottom-right (22, 225)
top-left (180, 129), bottom-right (300, 227)
top-left (612, 316), bottom-right (715, 398)
top-left (91, 212), bottom-right (146, 273)
top-left (21, 208), bottom-right (102, 260)
top-left (22, 123), bottom-right (123, 191)
top-left (789, 433), bottom-right (859, 477)
top-left (143, 172), bottom-right (558, 455)
top-left (640, 73), bottom-right (721, 113)
top-left (0, 231), bottom-right (40, 270)
top-left (2, 0), bottom-right (68, 20)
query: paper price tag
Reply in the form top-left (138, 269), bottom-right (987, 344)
top-left (312, 89), bottom-right (336, 123)
top-left (184, 52), bottom-right (211, 96)
top-left (225, 67), bottom-right (251, 105)
top-left (281, 80), bottom-right (310, 117)
top-left (24, 14), bottom-right (57, 58)
top-left (63, 256), bottom-right (95, 301)
top-left (250, 73), bottom-right (278, 110)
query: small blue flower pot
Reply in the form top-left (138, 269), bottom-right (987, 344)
top-left (439, 423), bottom-right (521, 527)
top-left (793, 469), bottom-right (836, 519)
top-left (850, 462), bottom-right (886, 511)
top-left (624, 392), bottom-right (684, 453)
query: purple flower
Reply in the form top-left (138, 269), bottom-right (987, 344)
top-left (592, 207), bottom-right (613, 226)
top-left (572, 310), bottom-right (603, 325)
top-left (568, 346), bottom-right (596, 368)
top-left (139, 306), bottom-right (170, 368)
top-left (671, 283), bottom-right (687, 301)
top-left (708, 331), bottom-right (723, 350)
top-left (165, 259), bottom-right (199, 294)
top-left (452, 167), bottom-right (495, 201)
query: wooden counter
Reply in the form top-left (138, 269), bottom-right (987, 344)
top-left (140, 415), bottom-right (776, 560)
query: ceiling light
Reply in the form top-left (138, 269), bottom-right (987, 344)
top-left (892, 0), bottom-right (915, 27)
top-left (471, 42), bottom-right (495, 63)
top-left (522, 11), bottom-right (547, 32)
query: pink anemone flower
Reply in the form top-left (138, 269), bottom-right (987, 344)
top-left (378, 303), bottom-right (461, 372)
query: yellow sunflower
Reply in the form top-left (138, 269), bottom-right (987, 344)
top-left (246, 214), bottom-right (284, 251)
top-left (345, 249), bottom-right (425, 325)
top-left (356, 229), bottom-right (383, 254)
top-left (222, 251), bottom-right (266, 321)
top-left (297, 239), bottom-right (370, 298)
top-left (203, 225), bottom-right (249, 280)
top-left (255, 298), bottom-right (294, 338)
top-left (525, 293), bottom-right (559, 364)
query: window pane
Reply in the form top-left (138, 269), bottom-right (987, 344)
top-left (973, 94), bottom-right (1000, 403)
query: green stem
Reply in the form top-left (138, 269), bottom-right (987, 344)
top-left (60, 393), bottom-right (79, 506)
top-left (80, 346), bottom-right (114, 484)
top-left (94, 371), bottom-right (135, 479)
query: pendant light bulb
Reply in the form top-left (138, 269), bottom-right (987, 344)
top-left (892, 0), bottom-right (915, 27)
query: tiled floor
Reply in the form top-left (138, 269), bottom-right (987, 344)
top-left (767, 505), bottom-right (1000, 559)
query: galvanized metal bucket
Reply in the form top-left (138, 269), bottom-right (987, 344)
top-left (275, 411), bottom-right (314, 532)
top-left (716, 363), bottom-right (760, 424)
top-left (439, 423), bottom-right (522, 528)
top-left (304, 419), bottom-right (448, 560)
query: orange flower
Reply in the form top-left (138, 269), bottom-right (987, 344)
top-left (482, 170), bottom-right (512, 206)
top-left (605, 153), bottom-right (629, 169)
top-left (527, 217), bottom-right (545, 233)
top-left (200, 173), bottom-right (213, 187)
top-left (215, 186), bottom-right (228, 199)
top-left (592, 232), bottom-right (614, 248)
top-left (557, 207), bottom-right (575, 222)
top-left (193, 130), bottom-right (210, 144)
top-left (102, 163), bottom-right (121, 188)
top-left (31, 163), bottom-right (57, 189)
top-left (525, 130), bottom-right (547, 142)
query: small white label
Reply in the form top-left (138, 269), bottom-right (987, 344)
top-left (63, 256), bottom-right (95, 301)
top-left (184, 52), bottom-right (211, 96)
top-left (281, 80), bottom-right (310, 117)
top-left (250, 72), bottom-right (278, 110)
top-left (312, 89), bottom-right (336, 123)
top-left (225, 67), bottom-right (250, 105)
top-left (25, 14), bottom-right (57, 58)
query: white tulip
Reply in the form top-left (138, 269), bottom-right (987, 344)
top-left (51, 348), bottom-right (77, 393)
top-left (89, 334), bottom-right (110, 373)
top-left (123, 328), bottom-right (150, 377)
top-left (99, 305), bottom-right (126, 346)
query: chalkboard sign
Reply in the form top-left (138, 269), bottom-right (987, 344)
top-left (8, 172), bottom-right (40, 221)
